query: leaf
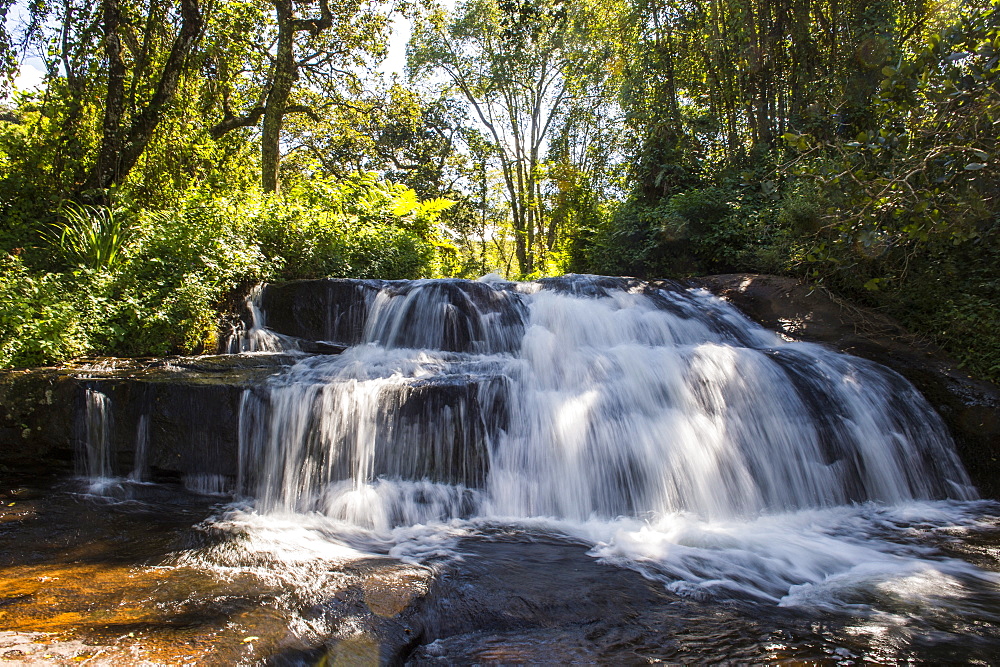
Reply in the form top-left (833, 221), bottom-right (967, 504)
top-left (390, 189), bottom-right (420, 217)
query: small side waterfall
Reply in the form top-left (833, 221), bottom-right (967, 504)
top-left (127, 413), bottom-right (150, 482)
top-left (236, 276), bottom-right (975, 527)
top-left (228, 285), bottom-right (300, 353)
top-left (81, 388), bottom-right (113, 481)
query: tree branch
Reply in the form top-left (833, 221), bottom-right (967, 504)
top-left (210, 105), bottom-right (266, 138)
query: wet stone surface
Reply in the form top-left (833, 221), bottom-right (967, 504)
top-left (2, 475), bottom-right (999, 665)
top-left (0, 475), bottom-right (433, 665)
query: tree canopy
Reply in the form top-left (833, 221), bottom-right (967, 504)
top-left (0, 0), bottom-right (996, 382)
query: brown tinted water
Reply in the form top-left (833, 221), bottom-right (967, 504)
top-left (2, 474), bottom-right (1000, 665)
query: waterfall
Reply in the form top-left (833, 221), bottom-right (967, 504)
top-left (127, 413), bottom-right (150, 482)
top-left (81, 388), bottom-right (113, 481)
top-left (228, 284), bottom-right (300, 353)
top-left (237, 275), bottom-right (975, 526)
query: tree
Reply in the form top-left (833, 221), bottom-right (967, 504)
top-left (207, 0), bottom-right (390, 193)
top-left (7, 0), bottom-right (205, 196)
top-left (282, 84), bottom-right (471, 197)
top-left (409, 0), bottom-right (585, 276)
top-left (87, 0), bottom-right (203, 193)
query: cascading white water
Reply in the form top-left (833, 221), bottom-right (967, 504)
top-left (228, 284), bottom-right (301, 353)
top-left (82, 388), bottom-right (113, 481)
top-left (127, 413), bottom-right (150, 482)
top-left (238, 276), bottom-right (973, 523)
top-left (224, 275), bottom-right (993, 606)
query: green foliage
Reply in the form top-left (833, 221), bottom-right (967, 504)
top-left (0, 172), bottom-right (451, 365)
top-left (254, 173), bottom-right (444, 280)
top-left (0, 254), bottom-right (93, 367)
top-left (0, 0), bottom-right (998, 388)
top-left (579, 184), bottom-right (793, 278)
top-left (47, 203), bottom-right (133, 271)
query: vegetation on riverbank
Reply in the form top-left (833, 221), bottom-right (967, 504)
top-left (0, 0), bottom-right (996, 382)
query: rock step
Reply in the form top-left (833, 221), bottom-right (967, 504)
top-left (0, 354), bottom-right (502, 489)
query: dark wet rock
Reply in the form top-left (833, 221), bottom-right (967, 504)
top-left (1, 353), bottom-right (504, 489)
top-left (260, 279), bottom-right (383, 346)
top-left (0, 355), bottom-right (297, 479)
top-left (239, 373), bottom-right (506, 493)
top-left (402, 534), bottom-right (824, 664)
top-left (539, 273), bottom-right (687, 298)
top-left (0, 368), bottom-right (78, 474)
top-left (257, 278), bottom-right (527, 353)
top-left (299, 340), bottom-right (348, 355)
top-left (372, 376), bottom-right (506, 488)
top-left (697, 273), bottom-right (1000, 499)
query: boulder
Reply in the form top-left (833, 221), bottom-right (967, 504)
top-left (0, 355), bottom-right (297, 480)
top-left (0, 368), bottom-right (78, 474)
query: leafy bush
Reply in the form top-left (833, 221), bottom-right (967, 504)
top-left (0, 254), bottom-right (101, 366)
top-left (47, 203), bottom-right (134, 270)
top-left (254, 173), bottom-right (441, 280)
top-left (579, 186), bottom-right (767, 278)
top-left (0, 172), bottom-right (454, 366)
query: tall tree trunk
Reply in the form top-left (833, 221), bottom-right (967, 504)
top-left (117, 0), bottom-right (201, 180)
top-left (89, 0), bottom-right (126, 194)
top-left (261, 0), bottom-right (295, 193)
top-left (260, 0), bottom-right (331, 193)
top-left (86, 0), bottom-right (202, 194)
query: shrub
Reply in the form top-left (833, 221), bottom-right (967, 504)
top-left (0, 172), bottom-right (453, 366)
top-left (0, 254), bottom-right (100, 366)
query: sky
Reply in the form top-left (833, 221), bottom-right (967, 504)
top-left (381, 12), bottom-right (413, 77)
top-left (3, 2), bottom-right (44, 99)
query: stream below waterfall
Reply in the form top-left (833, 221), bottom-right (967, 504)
top-left (3, 275), bottom-right (1000, 664)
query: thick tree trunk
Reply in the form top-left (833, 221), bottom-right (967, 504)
top-left (85, 0), bottom-right (201, 194)
top-left (89, 0), bottom-right (127, 194)
top-left (117, 0), bottom-right (201, 181)
top-left (260, 0), bottom-right (331, 193)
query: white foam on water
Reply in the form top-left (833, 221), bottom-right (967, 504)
top-left (197, 494), bottom-right (999, 620)
top-left (573, 501), bottom-right (1000, 610)
top-left (193, 276), bottom-right (995, 616)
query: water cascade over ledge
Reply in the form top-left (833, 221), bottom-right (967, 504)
top-left (234, 275), bottom-right (974, 530)
top-left (214, 274), bottom-right (1000, 609)
top-left (53, 273), bottom-right (1000, 660)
